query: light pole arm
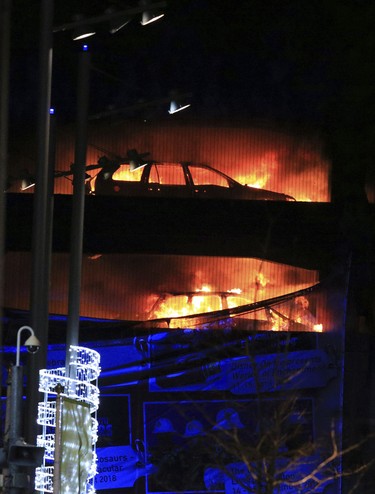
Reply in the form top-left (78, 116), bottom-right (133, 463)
top-left (16, 326), bottom-right (35, 367)
top-left (53, 1), bottom-right (167, 33)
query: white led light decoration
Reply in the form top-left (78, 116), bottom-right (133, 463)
top-left (36, 346), bottom-right (101, 493)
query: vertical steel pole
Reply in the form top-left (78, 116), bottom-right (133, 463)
top-left (8, 365), bottom-right (23, 494)
top-left (0, 0), bottom-right (11, 436)
top-left (27, 0), bottom-right (54, 444)
top-left (2, 367), bottom-right (12, 491)
top-left (66, 45), bottom-right (90, 374)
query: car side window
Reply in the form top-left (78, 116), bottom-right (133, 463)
top-left (148, 164), bottom-right (186, 185)
top-left (191, 294), bottom-right (222, 313)
top-left (189, 166), bottom-right (230, 187)
top-left (112, 164), bottom-right (143, 182)
top-left (152, 295), bottom-right (190, 318)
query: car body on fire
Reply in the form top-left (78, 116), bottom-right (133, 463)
top-left (142, 290), bottom-right (318, 332)
top-left (144, 290), bottom-right (276, 331)
top-left (148, 290), bottom-right (251, 321)
top-left (92, 159), bottom-right (295, 201)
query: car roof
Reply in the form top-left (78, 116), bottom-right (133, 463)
top-left (155, 291), bottom-right (245, 297)
top-left (142, 161), bottom-right (240, 183)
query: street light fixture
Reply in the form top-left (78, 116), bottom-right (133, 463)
top-left (140, 0), bottom-right (165, 26)
top-left (168, 99), bottom-right (191, 114)
top-left (127, 149), bottom-right (150, 172)
top-left (16, 326), bottom-right (41, 365)
top-left (105, 7), bottom-right (132, 34)
top-left (71, 15), bottom-right (96, 41)
top-left (53, 1), bottom-right (167, 35)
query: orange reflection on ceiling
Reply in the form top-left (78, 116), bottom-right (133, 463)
top-left (4, 252), bottom-right (323, 323)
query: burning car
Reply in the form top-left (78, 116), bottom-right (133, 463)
top-left (142, 288), bottom-right (323, 333)
top-left (148, 289), bottom-right (251, 321)
top-left (91, 158), bottom-right (295, 201)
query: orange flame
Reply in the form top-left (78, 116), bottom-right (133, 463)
top-left (152, 292), bottom-right (221, 319)
top-left (256, 273), bottom-right (269, 289)
top-left (151, 285), bottom-right (248, 320)
top-left (196, 284), bottom-right (212, 293)
top-left (235, 152), bottom-right (278, 188)
top-left (112, 166), bottom-right (143, 181)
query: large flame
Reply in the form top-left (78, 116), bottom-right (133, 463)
top-left (236, 152), bottom-right (276, 189)
top-left (151, 282), bottom-right (324, 333)
top-left (152, 293), bottom-right (221, 319)
top-left (5, 251), bottom-right (327, 332)
top-left (266, 295), bottom-right (324, 332)
top-left (151, 286), bottom-right (250, 320)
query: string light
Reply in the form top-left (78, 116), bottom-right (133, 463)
top-left (36, 346), bottom-right (101, 493)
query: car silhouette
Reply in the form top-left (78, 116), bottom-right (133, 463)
top-left (92, 159), bottom-right (295, 201)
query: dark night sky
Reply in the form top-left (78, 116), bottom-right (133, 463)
top-left (6, 0), bottom-right (375, 204)
top-left (6, 0), bottom-right (374, 130)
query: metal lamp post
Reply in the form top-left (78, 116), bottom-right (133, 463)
top-left (5, 326), bottom-right (43, 493)
top-left (10, 326), bottom-right (41, 451)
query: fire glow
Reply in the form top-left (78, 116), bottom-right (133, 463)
top-left (149, 279), bottom-right (324, 333)
top-left (5, 252), bottom-right (327, 332)
top-left (10, 121), bottom-right (330, 201)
